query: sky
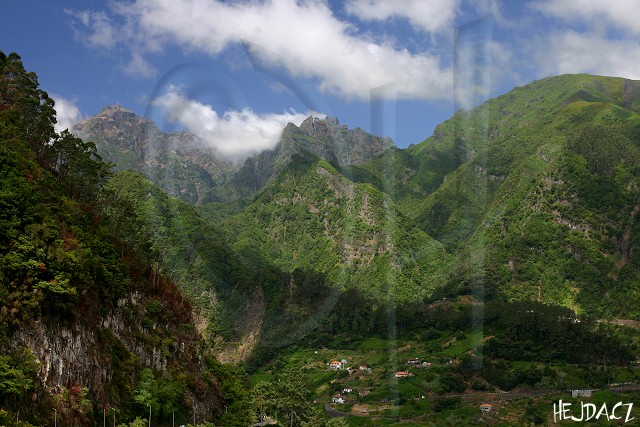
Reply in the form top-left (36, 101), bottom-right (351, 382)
top-left (2, 0), bottom-right (640, 160)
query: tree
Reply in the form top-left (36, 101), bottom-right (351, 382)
top-left (0, 51), bottom-right (56, 165)
top-left (248, 368), bottom-right (319, 427)
top-left (133, 369), bottom-right (160, 415)
top-left (0, 352), bottom-right (36, 402)
top-left (50, 130), bottom-right (113, 200)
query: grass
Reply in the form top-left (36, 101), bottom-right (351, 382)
top-left (439, 330), bottom-right (484, 357)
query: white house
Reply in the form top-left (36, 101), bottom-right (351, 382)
top-left (329, 360), bottom-right (342, 370)
top-left (571, 389), bottom-right (593, 398)
top-left (332, 395), bottom-right (347, 404)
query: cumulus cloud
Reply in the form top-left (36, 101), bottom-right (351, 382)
top-left (530, 0), bottom-right (640, 35)
top-left (66, 9), bottom-right (118, 49)
top-left (51, 94), bottom-right (83, 133)
top-left (68, 0), bottom-right (454, 100)
top-left (535, 31), bottom-right (640, 80)
top-left (123, 52), bottom-right (157, 78)
top-left (529, 0), bottom-right (640, 80)
top-left (152, 86), bottom-right (314, 161)
top-left (345, 0), bottom-right (461, 34)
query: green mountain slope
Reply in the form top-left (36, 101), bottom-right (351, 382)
top-left (219, 74), bottom-right (640, 318)
top-left (400, 75), bottom-right (640, 317)
top-left (103, 170), bottom-right (257, 344)
top-left (224, 151), bottom-right (449, 302)
top-left (79, 74), bottom-right (640, 321)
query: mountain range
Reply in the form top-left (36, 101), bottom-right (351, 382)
top-left (4, 46), bottom-right (640, 424)
top-left (73, 74), bottom-right (640, 351)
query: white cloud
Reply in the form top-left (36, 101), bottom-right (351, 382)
top-left (123, 52), bottom-right (157, 78)
top-left (152, 86), bottom-right (314, 161)
top-left (69, 0), bottom-right (454, 100)
top-left (51, 94), bottom-right (83, 133)
top-left (535, 31), bottom-right (640, 80)
top-left (526, 0), bottom-right (640, 82)
top-left (66, 9), bottom-right (118, 49)
top-left (345, 0), bottom-right (461, 34)
top-left (531, 0), bottom-right (640, 35)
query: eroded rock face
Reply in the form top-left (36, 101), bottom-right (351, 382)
top-left (15, 321), bottom-right (112, 395)
top-left (12, 288), bottom-right (221, 424)
top-left (298, 115), bottom-right (394, 165)
top-left (73, 106), bottom-right (237, 204)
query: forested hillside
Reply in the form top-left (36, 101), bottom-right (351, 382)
top-left (73, 72), bottom-right (640, 351)
top-left (0, 51), bottom-right (243, 426)
top-left (397, 75), bottom-right (640, 317)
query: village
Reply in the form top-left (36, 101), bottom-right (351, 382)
top-left (247, 330), bottom-right (640, 426)
top-left (318, 353), bottom-right (501, 419)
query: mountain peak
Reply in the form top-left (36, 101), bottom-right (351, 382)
top-left (101, 104), bottom-right (133, 113)
top-left (299, 115), bottom-right (343, 134)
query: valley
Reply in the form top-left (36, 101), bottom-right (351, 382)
top-left (245, 296), bottom-right (640, 426)
top-left (2, 48), bottom-right (640, 426)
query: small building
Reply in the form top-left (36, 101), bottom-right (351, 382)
top-left (571, 389), bottom-right (593, 398)
top-left (422, 362), bottom-right (432, 367)
top-left (359, 365), bottom-right (368, 370)
top-left (395, 371), bottom-right (410, 378)
top-left (332, 395), bottom-right (347, 404)
top-left (408, 358), bottom-right (420, 365)
top-left (329, 360), bottom-right (342, 370)
top-left (343, 388), bottom-right (353, 394)
top-left (251, 416), bottom-right (278, 426)
top-left (480, 403), bottom-right (492, 413)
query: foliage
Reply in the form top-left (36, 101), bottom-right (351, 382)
top-left (0, 50), bottom-right (234, 426)
top-left (249, 368), bottom-right (323, 427)
top-left (0, 349), bottom-right (37, 401)
top-left (133, 368), bottom-right (185, 422)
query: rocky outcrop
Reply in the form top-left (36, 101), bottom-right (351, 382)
top-left (15, 320), bottom-right (108, 399)
top-left (232, 116), bottom-right (395, 196)
top-left (10, 285), bottom-right (221, 424)
top-left (73, 106), bottom-right (237, 204)
top-left (298, 116), bottom-right (394, 165)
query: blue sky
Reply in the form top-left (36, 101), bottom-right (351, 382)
top-left (2, 0), bottom-right (640, 160)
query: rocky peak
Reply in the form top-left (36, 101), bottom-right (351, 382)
top-left (280, 114), bottom-right (395, 168)
top-left (100, 104), bottom-right (134, 115)
top-left (299, 115), bottom-right (341, 135)
top-left (76, 105), bottom-right (155, 129)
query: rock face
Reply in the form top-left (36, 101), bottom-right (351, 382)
top-left (10, 287), bottom-right (222, 426)
top-left (232, 115), bottom-right (395, 196)
top-left (16, 320), bottom-right (109, 398)
top-left (73, 106), bottom-right (237, 204)
top-left (75, 109), bottom-right (395, 201)
top-left (298, 116), bottom-right (393, 165)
